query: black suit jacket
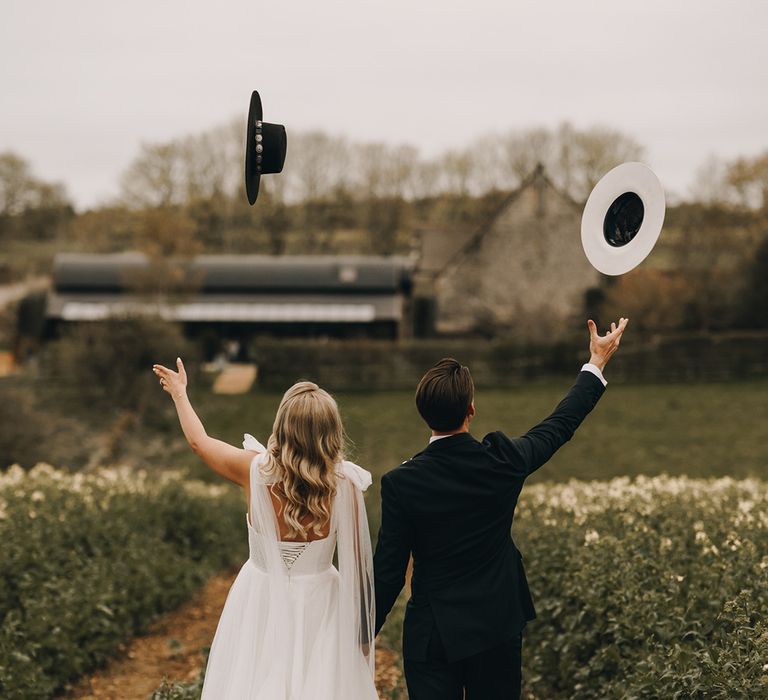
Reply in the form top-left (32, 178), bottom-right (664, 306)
top-left (372, 369), bottom-right (606, 663)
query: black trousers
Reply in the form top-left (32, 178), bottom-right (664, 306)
top-left (403, 625), bottom-right (523, 700)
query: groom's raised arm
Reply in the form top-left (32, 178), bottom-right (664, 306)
top-left (494, 317), bottom-right (628, 477)
top-left (373, 471), bottom-right (413, 636)
top-left (496, 366), bottom-right (606, 476)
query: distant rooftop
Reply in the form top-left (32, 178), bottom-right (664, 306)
top-left (52, 252), bottom-right (415, 294)
top-left (47, 252), bottom-right (414, 325)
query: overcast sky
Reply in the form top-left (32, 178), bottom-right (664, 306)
top-left (2, 0), bottom-right (767, 209)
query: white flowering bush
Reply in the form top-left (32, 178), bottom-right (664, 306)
top-left (152, 476), bottom-right (768, 700)
top-left (0, 463), bottom-right (245, 700)
top-left (515, 476), bottom-right (768, 699)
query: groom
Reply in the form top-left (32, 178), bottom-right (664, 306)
top-left (373, 317), bottom-right (628, 699)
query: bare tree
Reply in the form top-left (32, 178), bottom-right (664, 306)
top-left (69, 206), bottom-right (138, 251)
top-left (465, 134), bottom-right (508, 193)
top-left (689, 154), bottom-right (730, 205)
top-left (438, 149), bottom-right (475, 196)
top-left (0, 151), bottom-right (72, 241)
top-left (354, 142), bottom-right (389, 200)
top-left (451, 124), bottom-right (640, 200)
top-left (499, 128), bottom-right (553, 186)
top-left (285, 131), bottom-right (351, 203)
top-left (412, 159), bottom-right (442, 199)
top-left (124, 207), bottom-right (204, 303)
top-left (181, 133), bottom-right (226, 202)
top-left (0, 151), bottom-right (70, 216)
top-left (121, 141), bottom-right (185, 208)
top-left (552, 123), bottom-right (645, 202)
top-left (385, 144), bottom-right (419, 199)
top-left (0, 152), bottom-right (33, 216)
top-left (726, 151), bottom-right (768, 210)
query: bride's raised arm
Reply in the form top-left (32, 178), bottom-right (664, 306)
top-left (152, 357), bottom-right (262, 487)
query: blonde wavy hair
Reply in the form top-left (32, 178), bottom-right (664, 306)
top-left (259, 381), bottom-right (344, 539)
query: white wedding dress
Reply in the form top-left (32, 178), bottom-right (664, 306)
top-left (200, 434), bottom-right (378, 700)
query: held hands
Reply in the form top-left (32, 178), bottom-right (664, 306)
top-left (152, 357), bottom-right (188, 400)
top-left (587, 317), bottom-right (628, 372)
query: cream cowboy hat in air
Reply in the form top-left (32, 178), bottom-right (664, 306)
top-left (581, 162), bottom-right (666, 276)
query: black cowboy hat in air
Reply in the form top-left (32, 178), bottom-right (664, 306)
top-left (245, 90), bottom-right (287, 204)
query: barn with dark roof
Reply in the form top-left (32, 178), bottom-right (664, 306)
top-left (45, 252), bottom-right (415, 343)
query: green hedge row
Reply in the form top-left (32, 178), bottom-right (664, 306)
top-left (515, 476), bottom-right (768, 699)
top-left (0, 463), bottom-right (246, 700)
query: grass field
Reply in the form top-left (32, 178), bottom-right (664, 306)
top-left (184, 377), bottom-right (768, 496)
top-left (167, 375), bottom-right (768, 615)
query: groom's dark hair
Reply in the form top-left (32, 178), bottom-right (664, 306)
top-left (415, 358), bottom-right (474, 432)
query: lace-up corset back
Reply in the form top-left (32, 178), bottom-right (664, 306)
top-left (241, 435), bottom-right (372, 579)
top-left (246, 514), bottom-right (337, 576)
top-left (245, 447), bottom-right (338, 576)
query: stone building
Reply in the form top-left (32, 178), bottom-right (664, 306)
top-left (415, 165), bottom-right (602, 340)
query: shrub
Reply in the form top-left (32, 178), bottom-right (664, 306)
top-left (16, 290), bottom-right (48, 340)
top-left (0, 382), bottom-right (92, 470)
top-left (36, 312), bottom-right (202, 424)
top-left (151, 659), bottom-right (206, 700)
top-left (0, 463), bottom-right (245, 699)
top-left (515, 476), bottom-right (768, 699)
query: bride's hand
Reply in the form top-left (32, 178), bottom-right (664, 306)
top-left (152, 357), bottom-right (188, 400)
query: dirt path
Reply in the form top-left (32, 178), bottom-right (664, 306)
top-left (59, 567), bottom-right (403, 700)
top-left (211, 362), bottom-right (257, 394)
top-left (0, 274), bottom-right (48, 310)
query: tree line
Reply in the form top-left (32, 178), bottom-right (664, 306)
top-left (2, 120), bottom-right (768, 331)
top-left (0, 153), bottom-right (73, 242)
top-left (118, 119), bottom-right (645, 206)
top-left (2, 119), bottom-right (767, 244)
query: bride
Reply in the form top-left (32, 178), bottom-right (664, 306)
top-left (152, 358), bottom-right (378, 699)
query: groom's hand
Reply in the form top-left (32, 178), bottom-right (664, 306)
top-left (587, 317), bottom-right (628, 372)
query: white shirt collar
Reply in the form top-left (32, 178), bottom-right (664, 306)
top-left (429, 433), bottom-right (459, 444)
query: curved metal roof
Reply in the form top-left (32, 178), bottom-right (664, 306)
top-left (53, 252), bottom-right (414, 294)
